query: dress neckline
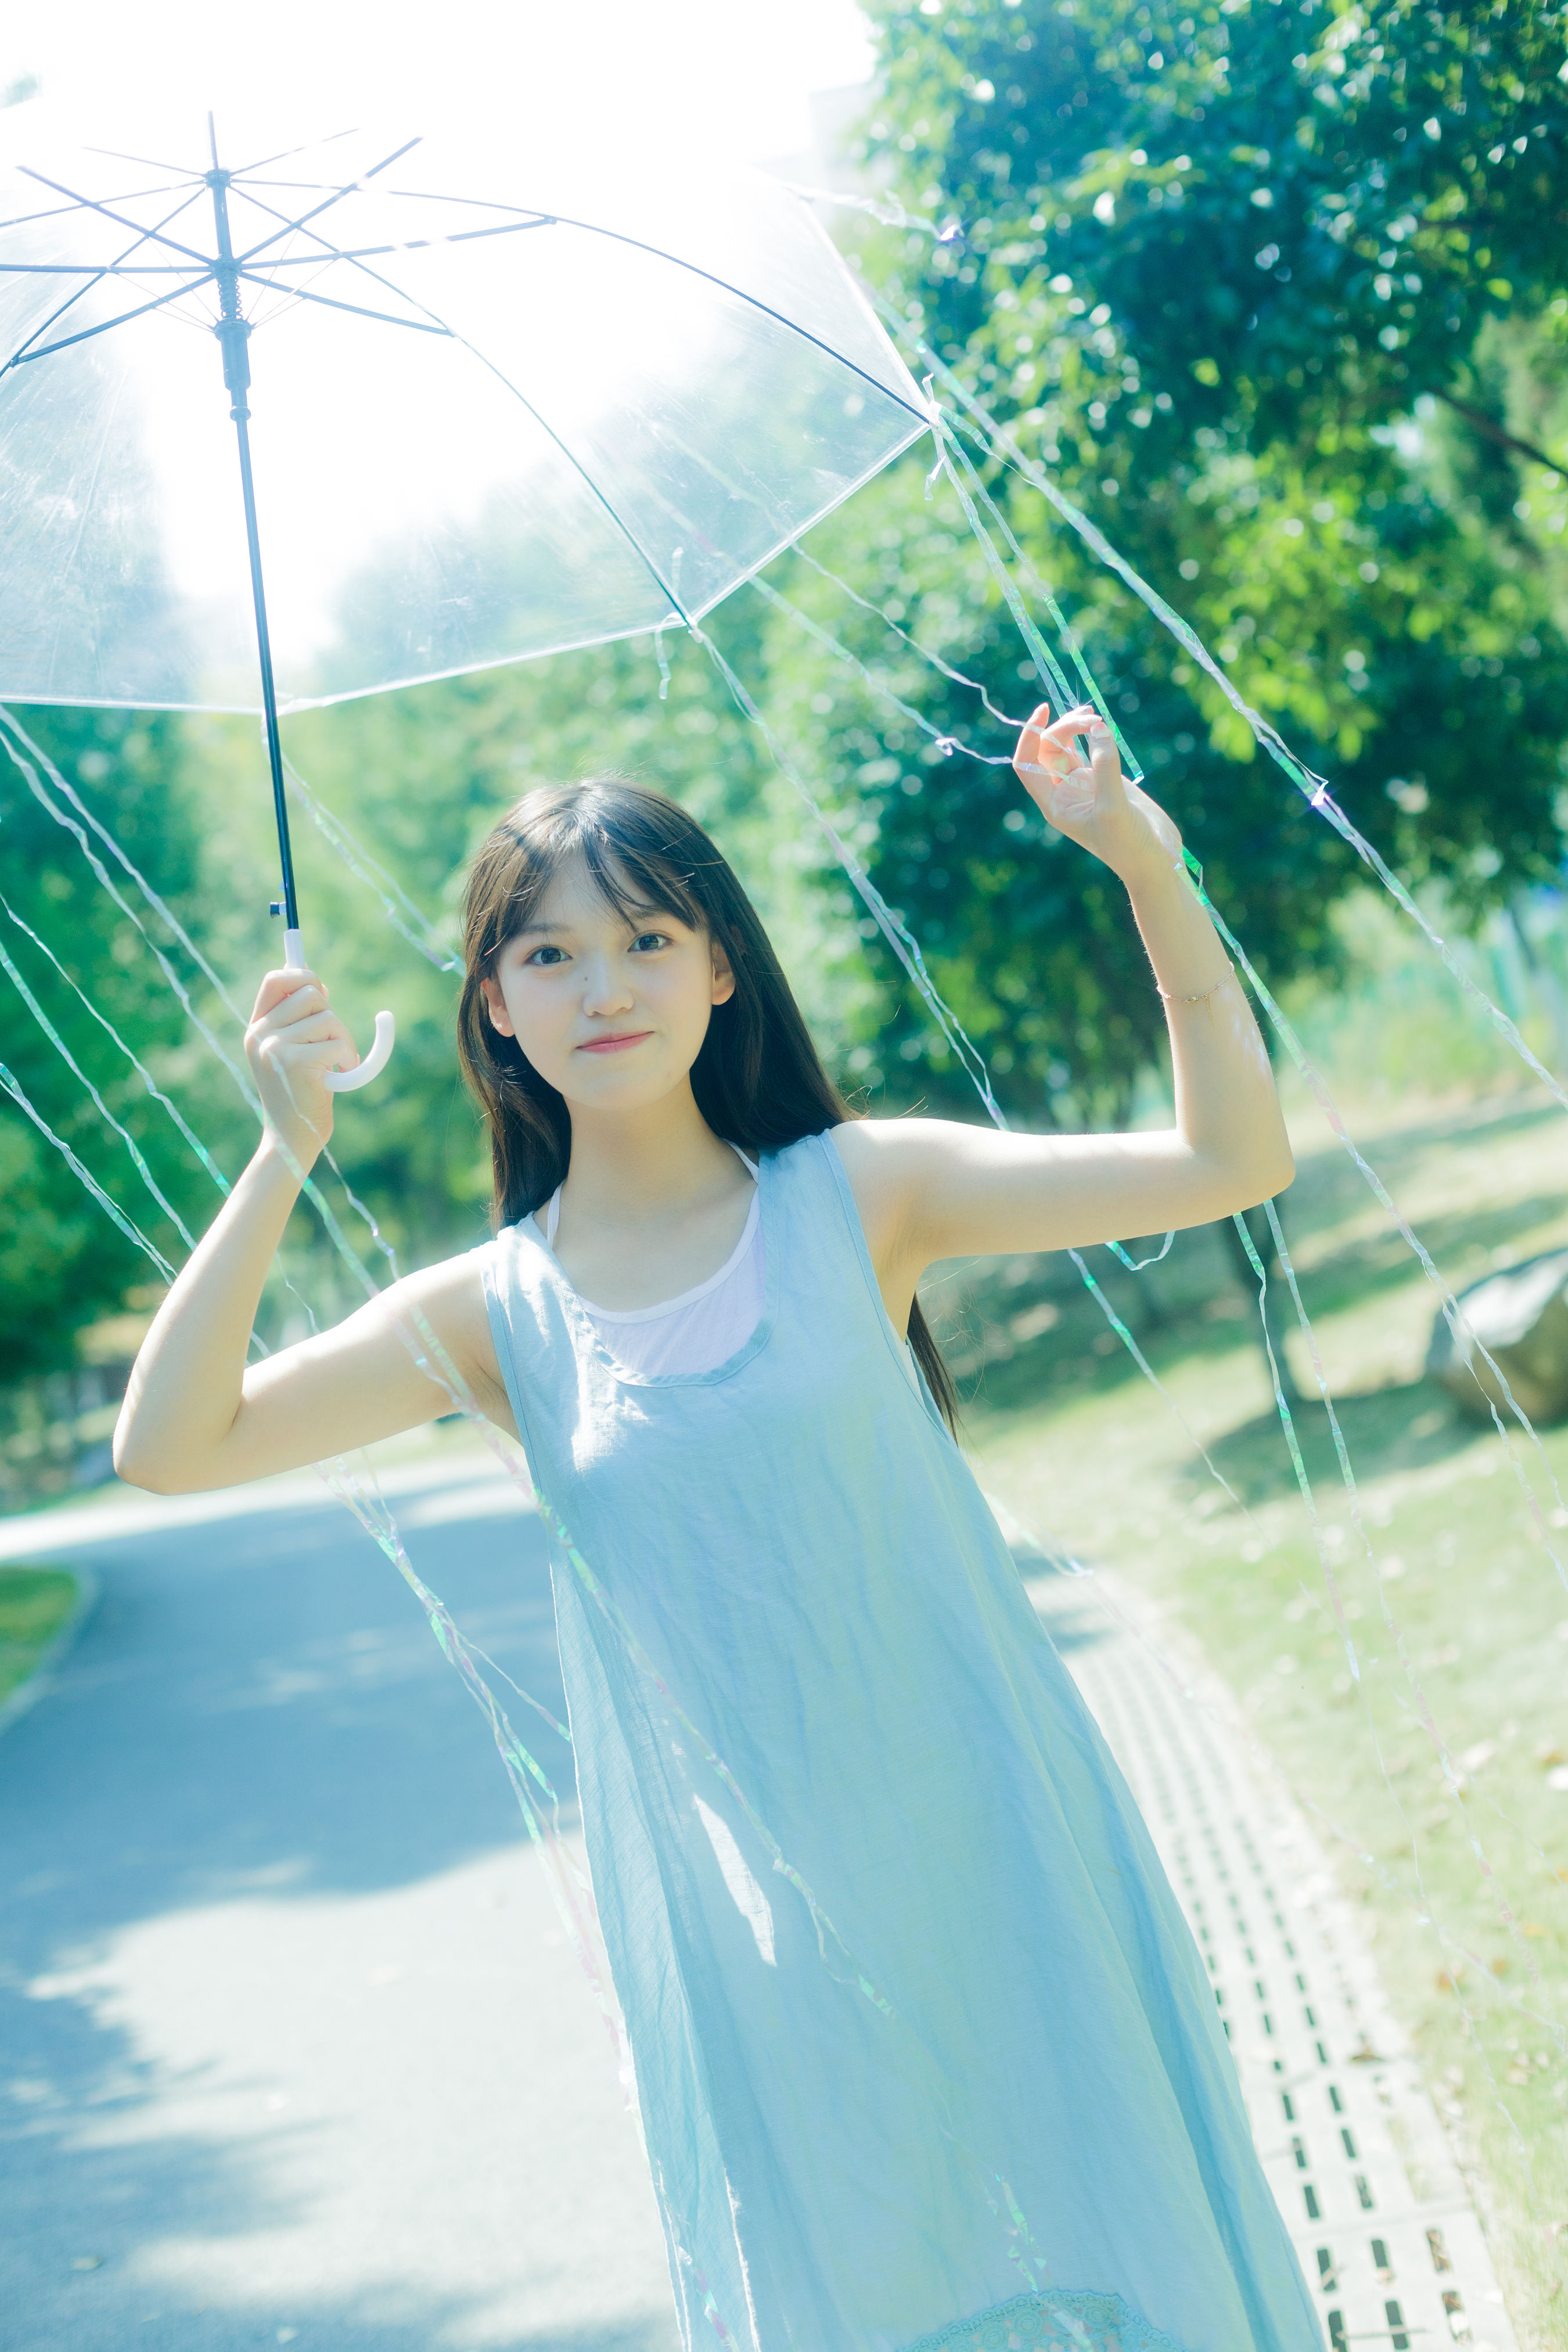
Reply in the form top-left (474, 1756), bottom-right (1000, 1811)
top-left (537, 1142), bottom-right (761, 1323)
top-left (513, 1142), bottom-right (778, 1392)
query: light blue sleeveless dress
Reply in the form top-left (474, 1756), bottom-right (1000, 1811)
top-left (481, 1131), bottom-right (1323, 2352)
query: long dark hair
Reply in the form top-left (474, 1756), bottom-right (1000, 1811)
top-left (456, 779), bottom-right (959, 1430)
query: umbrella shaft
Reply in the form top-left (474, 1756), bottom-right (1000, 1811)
top-left (231, 407), bottom-right (299, 936)
top-left (207, 153), bottom-right (300, 939)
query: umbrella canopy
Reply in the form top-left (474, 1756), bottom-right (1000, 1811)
top-left (0, 119), bottom-right (929, 713)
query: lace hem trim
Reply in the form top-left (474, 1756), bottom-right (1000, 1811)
top-left (901, 2286), bottom-right (1191, 2352)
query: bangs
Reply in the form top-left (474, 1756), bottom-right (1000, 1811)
top-left (456, 774), bottom-right (959, 1425)
top-left (483, 790), bottom-right (710, 966)
top-left (579, 825), bottom-right (707, 936)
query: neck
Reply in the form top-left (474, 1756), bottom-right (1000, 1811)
top-left (560, 1081), bottom-right (741, 1226)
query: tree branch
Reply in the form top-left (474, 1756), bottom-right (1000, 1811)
top-left (1435, 390), bottom-right (1565, 477)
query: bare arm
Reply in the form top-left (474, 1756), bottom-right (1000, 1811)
top-left (114, 968), bottom-right (509, 1495)
top-left (836, 702), bottom-right (1293, 1314)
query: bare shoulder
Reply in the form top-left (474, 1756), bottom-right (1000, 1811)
top-left (827, 1116), bottom-right (982, 1259)
top-left (829, 1116), bottom-right (988, 1181)
top-left (362, 1242), bottom-right (506, 1416)
top-left (389, 1243), bottom-right (494, 1322)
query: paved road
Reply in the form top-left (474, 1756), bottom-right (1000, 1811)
top-left (0, 1455), bottom-right (678, 2352)
top-left (2, 1461), bottom-right (1518, 2352)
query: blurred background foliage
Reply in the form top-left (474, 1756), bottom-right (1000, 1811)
top-left (2, 0), bottom-right (1568, 1390)
top-left (809, 0), bottom-right (1568, 1113)
top-left (0, 709), bottom-right (232, 1380)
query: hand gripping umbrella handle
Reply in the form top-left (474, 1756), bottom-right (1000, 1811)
top-left (283, 927), bottom-right (397, 1095)
top-left (326, 1008), bottom-right (396, 1092)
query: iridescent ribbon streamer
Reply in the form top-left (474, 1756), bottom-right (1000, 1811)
top-left (786, 540), bottom-right (1033, 729)
top-left (0, 932), bottom-right (196, 1250)
top-left (282, 754), bottom-right (462, 974)
top-left (8, 346), bottom-right (1566, 2275)
top-left (901, 343), bottom-right (1568, 1116)
top-left (0, 1055), bottom-right (176, 1280)
top-left (0, 714), bottom-right (393, 1290)
top-left (1, 889), bottom-right (234, 1197)
top-left (751, 571), bottom-right (1017, 768)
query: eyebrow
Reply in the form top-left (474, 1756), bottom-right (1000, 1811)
top-left (510, 902), bottom-right (679, 941)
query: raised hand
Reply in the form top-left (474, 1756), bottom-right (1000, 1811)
top-left (1012, 702), bottom-right (1184, 884)
top-left (244, 966), bottom-right (359, 1166)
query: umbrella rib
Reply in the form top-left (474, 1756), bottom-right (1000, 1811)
top-left (232, 270), bottom-right (451, 333)
top-left (82, 143), bottom-right (210, 177)
top-left (0, 262), bottom-right (214, 275)
top-left (0, 181), bottom-right (211, 376)
top-left (231, 136), bottom-right (425, 265)
top-left (238, 202), bottom-right (696, 626)
top-left (430, 325), bottom-right (695, 625)
top-left (214, 186), bottom-right (475, 336)
top-left (304, 183), bottom-right (927, 423)
top-left (0, 188), bottom-right (195, 234)
top-left (184, 127), bottom-right (365, 179)
top-left (213, 177), bottom-right (558, 278)
top-left (525, 207), bottom-right (930, 423)
top-left (16, 166), bottom-right (214, 267)
top-left (228, 218), bottom-right (556, 268)
top-left (4, 274), bottom-right (211, 370)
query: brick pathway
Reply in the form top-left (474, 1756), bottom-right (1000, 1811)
top-left (994, 1494), bottom-right (1520, 2352)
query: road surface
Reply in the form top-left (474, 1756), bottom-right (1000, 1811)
top-left (1, 1456), bottom-right (1519, 2351)
top-left (1, 1452), bottom-right (677, 2352)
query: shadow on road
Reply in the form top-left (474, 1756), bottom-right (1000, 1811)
top-left (3, 1483), bottom-right (571, 1913)
top-left (0, 1477), bottom-right (625, 2352)
top-left (3, 1473), bottom-right (1085, 2351)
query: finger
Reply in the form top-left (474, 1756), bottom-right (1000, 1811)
top-left (1013, 709), bottom-right (1049, 774)
top-left (1086, 717), bottom-right (1123, 786)
top-left (251, 986), bottom-right (333, 1035)
top-left (1017, 706), bottom-right (1095, 775)
top-left (1017, 738), bottom-right (1083, 792)
top-left (251, 966), bottom-right (329, 1020)
top-left (279, 1034), bottom-right (361, 1073)
top-left (256, 1006), bottom-right (350, 1044)
top-left (1039, 707), bottom-right (1096, 750)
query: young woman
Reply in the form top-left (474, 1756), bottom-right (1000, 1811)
top-left (116, 706), bottom-right (1319, 2352)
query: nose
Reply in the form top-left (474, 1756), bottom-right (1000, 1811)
top-left (580, 952), bottom-right (635, 1017)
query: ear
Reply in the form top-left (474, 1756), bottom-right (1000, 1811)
top-left (480, 975), bottom-right (517, 1038)
top-left (710, 938), bottom-right (736, 1009)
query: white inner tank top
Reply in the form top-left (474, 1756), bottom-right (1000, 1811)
top-left (538, 1145), bottom-right (764, 1378)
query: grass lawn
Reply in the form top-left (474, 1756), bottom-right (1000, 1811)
top-left (0, 1566), bottom-right (82, 1710)
top-left (955, 1086), bottom-right (1568, 2351)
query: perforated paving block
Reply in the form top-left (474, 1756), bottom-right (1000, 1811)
top-left (995, 1506), bottom-right (1520, 2352)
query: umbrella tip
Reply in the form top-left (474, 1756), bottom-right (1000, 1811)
top-left (207, 111), bottom-right (220, 170)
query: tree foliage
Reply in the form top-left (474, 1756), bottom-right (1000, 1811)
top-left (6, 1), bottom-right (1568, 1366)
top-left (767, 0), bottom-right (1568, 1117)
top-left (0, 710), bottom-right (234, 1379)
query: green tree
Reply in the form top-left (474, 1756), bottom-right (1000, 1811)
top-left (767, 0), bottom-right (1568, 1121)
top-left (0, 709), bottom-right (236, 1378)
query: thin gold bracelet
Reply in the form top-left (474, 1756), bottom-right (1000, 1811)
top-left (1156, 965), bottom-right (1233, 1005)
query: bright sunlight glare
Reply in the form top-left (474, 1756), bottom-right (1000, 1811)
top-left (2, 0), bottom-right (876, 170)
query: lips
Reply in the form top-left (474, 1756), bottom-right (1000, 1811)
top-left (577, 1030), bottom-right (653, 1054)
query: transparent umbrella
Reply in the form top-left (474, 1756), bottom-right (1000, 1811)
top-left (0, 114), bottom-right (927, 1087)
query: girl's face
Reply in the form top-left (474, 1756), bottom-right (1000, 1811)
top-left (480, 854), bottom-right (733, 1113)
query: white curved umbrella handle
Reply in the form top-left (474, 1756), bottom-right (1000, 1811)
top-left (326, 1008), bottom-right (396, 1092)
top-left (283, 926), bottom-right (397, 1095)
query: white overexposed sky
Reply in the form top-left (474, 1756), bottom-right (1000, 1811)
top-left (0, 1), bottom-right (890, 703)
top-left (5, 0), bottom-right (877, 170)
